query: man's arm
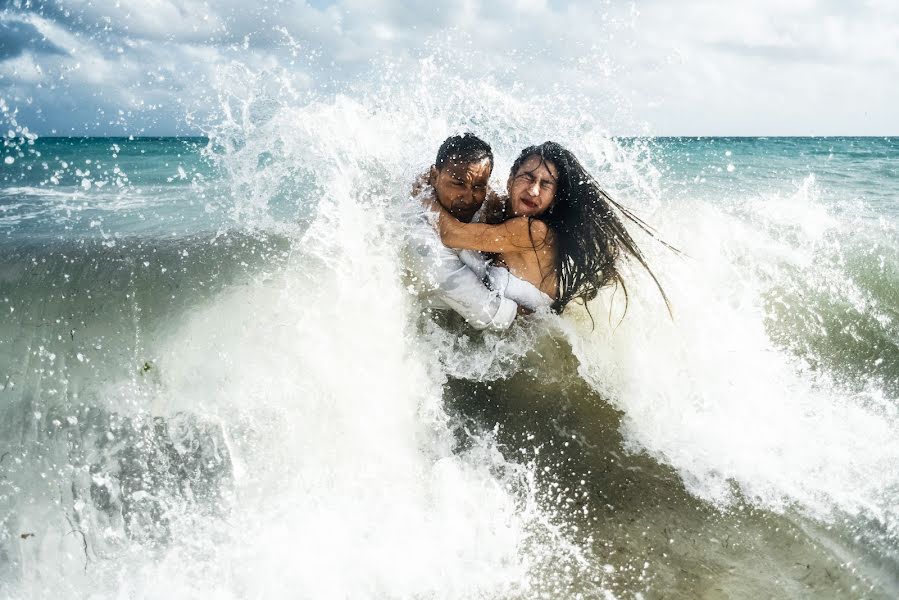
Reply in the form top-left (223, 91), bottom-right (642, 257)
top-left (406, 228), bottom-right (516, 330)
top-left (428, 246), bottom-right (518, 331)
top-left (408, 180), bottom-right (518, 331)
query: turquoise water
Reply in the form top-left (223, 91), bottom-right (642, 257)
top-left (6, 136), bottom-right (897, 233)
top-left (651, 137), bottom-right (899, 214)
top-left (0, 137), bottom-right (218, 240)
top-left (1, 131), bottom-right (898, 598)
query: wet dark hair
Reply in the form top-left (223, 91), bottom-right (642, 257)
top-left (511, 141), bottom-right (673, 316)
top-left (435, 133), bottom-right (494, 171)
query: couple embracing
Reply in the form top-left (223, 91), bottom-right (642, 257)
top-left (410, 133), bottom-right (669, 330)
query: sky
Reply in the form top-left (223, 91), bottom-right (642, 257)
top-left (0, 0), bottom-right (897, 136)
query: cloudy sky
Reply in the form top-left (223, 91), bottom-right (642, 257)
top-left (1, 0), bottom-right (897, 136)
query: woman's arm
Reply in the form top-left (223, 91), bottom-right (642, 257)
top-left (431, 201), bottom-right (552, 254)
top-left (410, 171), bottom-right (430, 197)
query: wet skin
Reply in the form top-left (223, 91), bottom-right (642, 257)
top-left (428, 158), bottom-right (492, 223)
top-left (506, 155), bottom-right (558, 218)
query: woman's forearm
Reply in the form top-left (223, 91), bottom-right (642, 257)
top-left (439, 212), bottom-right (546, 254)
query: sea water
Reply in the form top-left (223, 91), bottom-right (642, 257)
top-left (1, 73), bottom-right (898, 599)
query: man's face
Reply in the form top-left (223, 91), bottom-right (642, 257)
top-left (507, 155), bottom-right (558, 218)
top-left (429, 158), bottom-right (492, 223)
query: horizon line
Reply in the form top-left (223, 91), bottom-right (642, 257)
top-left (25, 134), bottom-right (899, 140)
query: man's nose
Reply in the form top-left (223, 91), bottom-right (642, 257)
top-left (527, 181), bottom-right (540, 196)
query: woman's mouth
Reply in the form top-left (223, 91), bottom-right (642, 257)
top-left (518, 197), bottom-right (539, 211)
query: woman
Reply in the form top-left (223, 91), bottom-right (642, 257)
top-left (430, 141), bottom-right (671, 315)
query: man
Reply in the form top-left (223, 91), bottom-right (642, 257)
top-left (406, 133), bottom-right (518, 331)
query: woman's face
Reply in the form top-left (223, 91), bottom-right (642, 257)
top-left (507, 155), bottom-right (558, 217)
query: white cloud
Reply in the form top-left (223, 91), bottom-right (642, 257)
top-left (0, 0), bottom-right (896, 135)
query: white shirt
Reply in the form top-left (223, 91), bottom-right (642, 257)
top-left (403, 204), bottom-right (518, 331)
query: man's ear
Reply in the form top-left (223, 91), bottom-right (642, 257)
top-left (428, 166), bottom-right (438, 186)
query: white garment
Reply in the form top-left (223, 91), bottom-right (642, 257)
top-left (486, 266), bottom-right (554, 312)
top-left (403, 207), bottom-right (518, 331)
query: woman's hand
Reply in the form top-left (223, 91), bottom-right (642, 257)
top-left (410, 171), bottom-right (429, 197)
top-left (420, 193), bottom-right (451, 226)
top-left (412, 172), bottom-right (449, 219)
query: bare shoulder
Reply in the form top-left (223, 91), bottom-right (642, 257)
top-left (507, 217), bottom-right (554, 248)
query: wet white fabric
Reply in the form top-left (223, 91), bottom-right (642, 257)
top-left (403, 208), bottom-right (518, 331)
top-left (487, 266), bottom-right (553, 312)
top-left (458, 249), bottom-right (489, 280)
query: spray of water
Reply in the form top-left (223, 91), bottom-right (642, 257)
top-left (2, 42), bottom-right (898, 598)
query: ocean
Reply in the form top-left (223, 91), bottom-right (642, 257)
top-left (1, 90), bottom-right (898, 598)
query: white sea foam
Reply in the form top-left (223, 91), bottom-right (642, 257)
top-left (150, 63), bottom-right (899, 592)
top-left (112, 216), bottom-right (536, 599)
top-left (562, 175), bottom-right (899, 531)
top-left (3, 63), bottom-right (601, 598)
top-left (3, 53), bottom-right (898, 599)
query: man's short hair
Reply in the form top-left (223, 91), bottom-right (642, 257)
top-left (435, 133), bottom-right (494, 170)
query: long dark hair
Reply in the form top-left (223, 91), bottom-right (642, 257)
top-left (511, 141), bottom-right (673, 315)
